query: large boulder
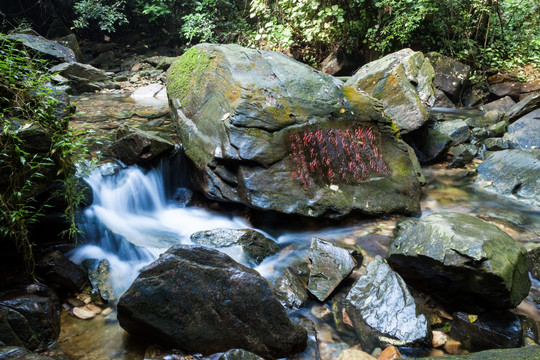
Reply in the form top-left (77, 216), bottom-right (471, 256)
top-left (117, 245), bottom-right (307, 359)
top-left (427, 52), bottom-right (470, 102)
top-left (5, 34), bottom-right (76, 63)
top-left (504, 109), bottom-right (540, 150)
top-left (475, 149), bottom-right (540, 207)
top-left (344, 256), bottom-right (430, 352)
top-left (506, 93), bottom-right (540, 123)
top-left (386, 212), bottom-right (530, 312)
top-left (167, 44), bottom-right (422, 218)
top-left (345, 48), bottom-right (435, 134)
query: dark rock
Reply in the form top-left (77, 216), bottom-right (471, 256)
top-left (433, 88), bottom-right (455, 107)
top-left (406, 144), bottom-right (426, 185)
top-left (504, 109), bottom-right (540, 149)
top-left (117, 245), bottom-right (307, 359)
top-left (482, 96), bottom-right (516, 112)
top-left (54, 34), bottom-right (84, 62)
top-left (427, 52), bottom-right (471, 102)
top-left (168, 44), bottom-right (422, 218)
top-left (529, 247), bottom-right (540, 281)
top-left (476, 149), bottom-right (540, 207)
top-left (219, 349), bottom-right (264, 360)
top-left (288, 316), bottom-right (321, 360)
top-left (471, 127), bottom-right (489, 140)
top-left (420, 128), bottom-right (452, 164)
top-left (103, 125), bottom-right (174, 166)
top-left (418, 345), bottom-right (540, 359)
top-left (507, 93), bottom-right (540, 123)
top-left (462, 87), bottom-right (489, 107)
top-left (36, 251), bottom-right (88, 292)
top-left (387, 212), bottom-right (531, 312)
top-left (88, 51), bottom-right (117, 69)
top-left (17, 124), bottom-right (51, 153)
top-left (433, 119), bottom-right (470, 145)
top-left (0, 346), bottom-right (54, 360)
top-left (272, 267), bottom-right (309, 309)
top-left (0, 285), bottom-right (60, 351)
top-left (6, 34), bottom-right (76, 63)
top-left (344, 256), bottom-right (429, 352)
top-left (307, 238), bottom-right (356, 301)
top-left (450, 311), bottom-right (523, 351)
top-left (448, 144), bottom-right (478, 168)
top-left (346, 49), bottom-right (435, 134)
top-left (320, 50), bottom-right (356, 76)
top-left (482, 138), bottom-right (509, 151)
top-left (190, 228), bottom-right (279, 265)
top-left (487, 120), bottom-right (508, 137)
top-left (145, 56), bottom-right (178, 71)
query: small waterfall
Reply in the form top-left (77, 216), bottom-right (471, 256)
top-left (69, 155), bottom-right (251, 296)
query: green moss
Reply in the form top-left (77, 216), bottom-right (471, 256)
top-left (167, 47), bottom-right (211, 103)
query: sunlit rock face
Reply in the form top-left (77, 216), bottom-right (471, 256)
top-left (167, 44), bottom-right (422, 218)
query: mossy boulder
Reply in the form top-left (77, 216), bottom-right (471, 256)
top-left (167, 44), bottom-right (422, 218)
top-left (345, 48), bottom-right (436, 134)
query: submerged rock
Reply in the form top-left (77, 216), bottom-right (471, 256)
top-left (504, 109), bottom-right (540, 150)
top-left (387, 212), bottom-right (530, 312)
top-left (346, 49), bottom-right (435, 134)
top-left (450, 311), bottom-right (523, 352)
top-left (272, 267), bottom-right (309, 309)
top-left (117, 245), bottom-right (307, 359)
top-left (167, 44), bottom-right (422, 218)
top-left (529, 247), bottom-right (540, 281)
top-left (190, 228), bottom-right (279, 265)
top-left (345, 256), bottom-right (430, 352)
top-left (307, 238), bottom-right (356, 301)
top-left (476, 149), bottom-right (540, 207)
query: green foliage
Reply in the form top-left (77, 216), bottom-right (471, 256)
top-left (0, 36), bottom-right (86, 274)
top-left (73, 0), bottom-right (129, 33)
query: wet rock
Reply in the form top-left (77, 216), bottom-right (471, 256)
top-left (117, 245), bottom-right (307, 359)
top-left (219, 349), bottom-right (264, 360)
top-left (475, 149), bottom-right (540, 207)
top-left (190, 228), bottom-right (279, 265)
top-left (450, 311), bottom-right (522, 352)
top-left (387, 212), bottom-right (531, 312)
top-left (420, 345), bottom-right (540, 360)
top-left (0, 346), bottom-right (55, 360)
top-left (427, 53), bottom-right (470, 102)
top-left (504, 109), bottom-right (540, 150)
top-left (84, 259), bottom-right (116, 302)
top-left (431, 331), bottom-right (448, 348)
top-left (420, 128), bottom-right (452, 164)
top-left (288, 315), bottom-right (320, 360)
top-left (486, 120), bottom-right (508, 137)
top-left (336, 348), bottom-right (376, 360)
top-left (378, 345), bottom-right (402, 360)
top-left (36, 250), bottom-right (88, 292)
top-left (529, 247), bottom-right (540, 280)
top-left (345, 256), bottom-right (429, 352)
top-left (6, 33), bottom-right (76, 63)
top-left (447, 144), bottom-right (478, 168)
top-left (433, 119), bottom-right (471, 145)
top-left (72, 304), bottom-right (101, 320)
top-left (272, 267), bottom-right (309, 308)
top-left (17, 124), bottom-right (51, 153)
top-left (168, 44), bottom-right (422, 218)
top-left (307, 238), bottom-right (356, 301)
top-left (346, 49), bottom-right (435, 133)
top-left (482, 96), bottom-right (516, 112)
top-left (0, 285), bottom-right (60, 350)
top-left (506, 93), bottom-right (540, 122)
top-left (103, 125), bottom-right (174, 166)
top-left (443, 339), bottom-right (462, 355)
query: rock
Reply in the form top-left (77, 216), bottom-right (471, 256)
top-left (482, 138), bottom-right (509, 151)
top-left (336, 348), bottom-right (376, 360)
top-left (427, 53), bottom-right (470, 102)
top-left (433, 119), bottom-right (471, 145)
top-left (130, 84), bottom-right (168, 101)
top-left (486, 120), bottom-right (508, 137)
top-left (0, 346), bottom-right (55, 359)
top-left (419, 345), bottom-right (540, 359)
top-left (443, 339), bottom-right (462, 355)
top-left (36, 250), bottom-right (88, 292)
top-left (504, 109), bottom-right (540, 149)
top-left (506, 93), bottom-right (540, 123)
top-left (117, 245), bottom-right (307, 359)
top-left (475, 149), bottom-right (540, 207)
top-left (167, 44), bottom-right (422, 218)
top-left (529, 247), bottom-right (540, 280)
top-left (450, 311), bottom-right (522, 352)
top-left (54, 33), bottom-right (84, 62)
top-left (378, 345), bottom-right (402, 360)
top-left (447, 144), bottom-right (478, 168)
top-left (219, 349), bottom-right (264, 360)
top-left (6, 33), bottom-right (76, 63)
top-left (433, 88), bottom-right (455, 107)
top-left (320, 50), bottom-right (356, 76)
top-left (387, 212), bottom-right (531, 312)
top-left (307, 238), bottom-right (356, 301)
top-left (17, 123), bottom-right (51, 153)
top-left (489, 78), bottom-right (540, 100)
top-left (272, 267), bottom-right (309, 308)
top-left (465, 110), bottom-right (506, 128)
top-left (88, 51), bottom-right (116, 68)
top-left (482, 96), bottom-right (516, 112)
top-left (420, 128), bottom-right (452, 164)
top-left (72, 304), bottom-right (101, 320)
top-left (431, 331), bottom-right (448, 348)
top-left (49, 62), bottom-right (109, 82)
top-left (85, 259), bottom-right (116, 302)
top-left (345, 256), bottom-right (429, 352)
top-left (103, 125), bottom-right (175, 166)
top-left (0, 285), bottom-right (60, 350)
top-left (190, 228), bottom-right (280, 265)
top-left (145, 56), bottom-right (178, 71)
top-left (346, 49), bottom-right (435, 133)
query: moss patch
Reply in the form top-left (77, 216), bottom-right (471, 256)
top-left (167, 47), bottom-right (211, 103)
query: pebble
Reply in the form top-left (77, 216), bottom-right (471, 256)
top-left (432, 330), bottom-right (448, 348)
top-left (378, 346), bottom-right (401, 360)
top-left (101, 307), bottom-right (113, 316)
top-left (337, 347), bottom-right (377, 360)
top-left (443, 339), bottom-right (462, 355)
top-left (73, 306), bottom-right (97, 320)
top-left (311, 304), bottom-right (332, 319)
top-left (67, 297), bottom-right (86, 307)
top-left (76, 293), bottom-right (92, 304)
top-left (428, 349), bottom-right (445, 357)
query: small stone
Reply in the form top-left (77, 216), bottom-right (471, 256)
top-left (443, 339), bottom-right (462, 355)
top-left (76, 293), bottom-right (92, 304)
top-left (67, 297), bottom-right (86, 308)
top-left (84, 304), bottom-right (102, 314)
top-left (343, 309), bottom-right (353, 328)
top-left (73, 306), bottom-right (97, 320)
top-left (337, 348), bottom-right (377, 360)
top-left (432, 331), bottom-right (448, 348)
top-left (378, 345), bottom-right (401, 360)
top-left (311, 304), bottom-right (332, 319)
top-left (101, 307), bottom-right (113, 316)
top-left (428, 349), bottom-right (445, 357)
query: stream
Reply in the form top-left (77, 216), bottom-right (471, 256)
top-left (57, 93), bottom-right (540, 359)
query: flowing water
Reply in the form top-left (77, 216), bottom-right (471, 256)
top-left (57, 95), bottom-right (540, 359)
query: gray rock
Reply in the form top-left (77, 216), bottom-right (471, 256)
top-left (272, 267), bottom-right (309, 308)
top-left (387, 212), bottom-right (531, 312)
top-left (448, 144), bottom-right (478, 168)
top-left (476, 149), bottom-right (540, 207)
top-left (507, 93), bottom-right (540, 123)
top-left (6, 34), bottom-right (76, 63)
top-left (482, 138), bottom-right (509, 151)
top-left (168, 44), bottom-right (422, 218)
top-left (433, 119), bottom-right (471, 145)
top-left (190, 228), bottom-right (279, 265)
top-left (307, 238), bottom-right (356, 301)
top-left (419, 346), bottom-right (540, 360)
top-left (465, 110), bottom-right (506, 128)
top-left (420, 128), bottom-right (452, 164)
top-left (345, 256), bottom-right (429, 352)
top-left (219, 349), bottom-right (264, 360)
top-left (504, 108), bottom-right (540, 149)
top-left (529, 247), bottom-right (540, 281)
top-left (145, 56), bottom-right (178, 71)
top-left (482, 96), bottom-right (516, 112)
top-left (450, 311), bottom-right (523, 352)
top-left (320, 50), bottom-right (356, 76)
top-left (49, 62), bottom-right (110, 82)
top-left (487, 120), bottom-right (508, 137)
top-left (433, 88), bottom-right (455, 107)
top-left (346, 49), bottom-right (435, 133)
top-left (117, 245), bottom-right (307, 359)
top-left (427, 52), bottom-right (470, 102)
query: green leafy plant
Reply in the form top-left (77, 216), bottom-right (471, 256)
top-left (73, 0), bottom-right (129, 33)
